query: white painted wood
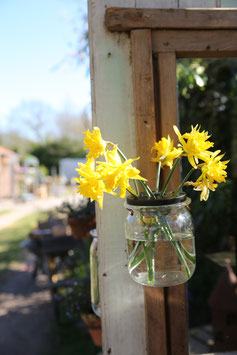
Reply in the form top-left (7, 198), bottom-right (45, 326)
top-left (136, 0), bottom-right (178, 8)
top-left (179, 0), bottom-right (217, 7)
top-left (88, 1), bottom-right (148, 354)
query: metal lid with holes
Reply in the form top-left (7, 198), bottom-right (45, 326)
top-left (126, 192), bottom-right (187, 206)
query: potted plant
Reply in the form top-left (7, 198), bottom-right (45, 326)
top-left (58, 277), bottom-right (102, 347)
top-left (74, 126), bottom-right (229, 287)
top-left (57, 199), bottom-right (96, 240)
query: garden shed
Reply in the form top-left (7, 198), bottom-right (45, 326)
top-left (87, 1), bottom-right (237, 354)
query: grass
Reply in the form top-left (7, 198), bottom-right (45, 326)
top-left (0, 209), bottom-right (11, 216)
top-left (0, 211), bottom-right (48, 274)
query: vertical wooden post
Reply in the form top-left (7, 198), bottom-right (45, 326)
top-left (131, 29), bottom-right (157, 187)
top-left (156, 51), bottom-right (189, 355)
top-left (131, 29), bottom-right (167, 355)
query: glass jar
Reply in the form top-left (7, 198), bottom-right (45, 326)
top-left (90, 229), bottom-right (101, 317)
top-left (125, 192), bottom-right (196, 287)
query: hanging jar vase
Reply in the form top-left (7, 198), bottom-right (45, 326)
top-left (90, 229), bottom-right (101, 317)
top-left (125, 192), bottom-right (196, 287)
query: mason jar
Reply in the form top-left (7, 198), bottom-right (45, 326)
top-left (125, 192), bottom-right (196, 287)
top-left (90, 229), bottom-right (101, 317)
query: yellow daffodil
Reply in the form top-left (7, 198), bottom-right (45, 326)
top-left (74, 159), bottom-right (105, 209)
top-left (185, 180), bottom-right (217, 201)
top-left (83, 127), bottom-right (107, 159)
top-left (201, 150), bottom-right (229, 184)
top-left (173, 125), bottom-right (214, 168)
top-left (75, 126), bottom-right (229, 208)
top-left (151, 135), bottom-right (183, 169)
top-left (185, 150), bottom-right (229, 201)
top-left (97, 148), bottom-right (146, 198)
top-left (105, 145), bottom-right (121, 165)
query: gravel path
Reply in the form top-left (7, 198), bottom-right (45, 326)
top-left (0, 254), bottom-right (55, 355)
top-left (0, 197), bottom-right (70, 355)
top-left (0, 196), bottom-right (70, 230)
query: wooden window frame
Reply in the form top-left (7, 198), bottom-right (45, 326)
top-left (106, 8), bottom-right (237, 355)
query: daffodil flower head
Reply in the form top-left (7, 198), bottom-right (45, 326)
top-left (83, 127), bottom-right (107, 159)
top-left (185, 179), bottom-right (217, 201)
top-left (200, 150), bottom-right (229, 184)
top-left (105, 145), bottom-right (121, 165)
top-left (173, 125), bottom-right (214, 168)
top-left (151, 135), bottom-right (183, 169)
top-left (185, 150), bottom-right (229, 201)
top-left (97, 156), bottom-right (146, 198)
top-left (74, 159), bottom-right (105, 209)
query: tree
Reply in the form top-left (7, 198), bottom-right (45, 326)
top-left (55, 109), bottom-right (91, 141)
top-left (0, 129), bottom-right (34, 158)
top-left (7, 100), bottom-right (55, 143)
top-left (30, 137), bottom-right (86, 173)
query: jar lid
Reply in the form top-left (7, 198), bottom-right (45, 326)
top-left (126, 192), bottom-right (186, 206)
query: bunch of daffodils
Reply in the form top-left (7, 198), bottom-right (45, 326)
top-left (75, 125), bottom-right (229, 207)
top-left (75, 127), bottom-right (146, 209)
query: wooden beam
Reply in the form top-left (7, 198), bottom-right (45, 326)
top-left (131, 29), bottom-right (157, 189)
top-left (156, 52), bottom-right (189, 355)
top-left (131, 29), bottom-right (167, 355)
top-left (156, 52), bottom-right (180, 187)
top-left (105, 8), bottom-right (237, 32)
top-left (144, 287), bottom-right (167, 355)
top-left (152, 30), bottom-right (237, 58)
top-left (167, 285), bottom-right (188, 355)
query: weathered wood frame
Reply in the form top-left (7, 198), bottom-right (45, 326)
top-left (105, 8), bottom-right (237, 355)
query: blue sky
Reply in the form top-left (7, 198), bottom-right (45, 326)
top-left (0, 0), bottom-right (90, 133)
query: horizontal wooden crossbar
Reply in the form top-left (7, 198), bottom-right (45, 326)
top-left (152, 30), bottom-right (237, 58)
top-left (105, 8), bottom-right (237, 31)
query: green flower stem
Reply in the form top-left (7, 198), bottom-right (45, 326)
top-left (172, 238), bottom-right (191, 278)
top-left (140, 211), bottom-right (156, 284)
top-left (160, 158), bottom-right (181, 197)
top-left (134, 179), bottom-right (139, 196)
top-left (129, 241), bottom-right (141, 264)
top-left (142, 241), bottom-right (155, 285)
top-left (156, 162), bottom-right (161, 193)
top-left (116, 147), bottom-right (127, 162)
top-left (160, 213), bottom-right (195, 269)
top-left (177, 242), bottom-right (196, 263)
top-left (138, 181), bottom-right (156, 199)
top-left (160, 215), bottom-right (191, 278)
top-left (126, 188), bottom-right (137, 199)
top-left (129, 249), bottom-right (145, 273)
top-left (163, 229), bottom-right (191, 278)
top-left (144, 183), bottom-right (156, 199)
top-left (138, 181), bottom-right (151, 197)
top-left (116, 147), bottom-right (150, 199)
top-left (175, 167), bottom-right (195, 196)
top-left (148, 239), bottom-right (156, 283)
